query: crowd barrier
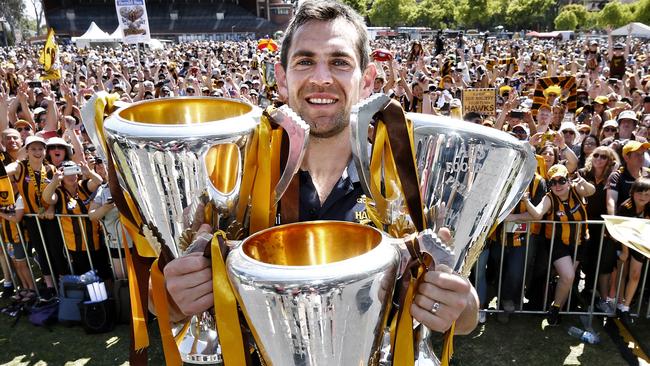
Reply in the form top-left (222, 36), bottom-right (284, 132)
top-left (1, 215), bottom-right (648, 324)
top-left (0, 213), bottom-right (125, 299)
top-left (473, 219), bottom-right (650, 319)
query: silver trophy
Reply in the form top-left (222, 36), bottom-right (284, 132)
top-left (227, 221), bottom-right (401, 366)
top-left (99, 97), bottom-right (309, 364)
top-left (350, 94), bottom-right (537, 364)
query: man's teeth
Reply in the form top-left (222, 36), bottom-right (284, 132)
top-left (308, 98), bottom-right (335, 105)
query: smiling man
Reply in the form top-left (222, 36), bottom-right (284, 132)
top-left (163, 0), bottom-right (478, 345)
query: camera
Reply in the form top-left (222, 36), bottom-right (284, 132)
top-left (63, 163), bottom-right (82, 176)
top-left (28, 81), bottom-right (42, 89)
top-left (607, 78), bottom-right (618, 85)
top-left (509, 110), bottom-right (524, 119)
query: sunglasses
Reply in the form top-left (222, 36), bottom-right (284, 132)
top-left (579, 130), bottom-right (589, 135)
top-left (16, 126), bottom-right (31, 132)
top-left (549, 177), bottom-right (568, 187)
top-left (49, 145), bottom-right (66, 150)
top-left (603, 127), bottom-right (617, 132)
top-left (562, 130), bottom-right (575, 135)
top-left (592, 153), bottom-right (608, 160)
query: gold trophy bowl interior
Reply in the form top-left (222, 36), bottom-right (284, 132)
top-left (243, 221), bottom-right (383, 266)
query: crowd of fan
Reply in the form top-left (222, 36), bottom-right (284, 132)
top-left (0, 28), bottom-right (648, 330)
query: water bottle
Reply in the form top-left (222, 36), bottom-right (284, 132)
top-left (568, 326), bottom-right (600, 344)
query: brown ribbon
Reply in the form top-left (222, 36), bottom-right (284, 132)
top-left (378, 99), bottom-right (426, 232)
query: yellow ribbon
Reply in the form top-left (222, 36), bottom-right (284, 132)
top-left (93, 92), bottom-right (120, 157)
top-left (368, 122), bottom-right (403, 226)
top-left (150, 258), bottom-right (182, 366)
top-left (269, 128), bottom-right (283, 224)
top-left (441, 322), bottom-right (456, 366)
top-left (249, 116), bottom-right (272, 234)
top-left (211, 231), bottom-right (247, 366)
top-left (236, 121), bottom-right (259, 225)
top-left (392, 272), bottom-right (418, 365)
top-left (120, 222), bottom-right (149, 351)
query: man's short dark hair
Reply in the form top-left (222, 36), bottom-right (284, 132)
top-left (280, 0), bottom-right (370, 72)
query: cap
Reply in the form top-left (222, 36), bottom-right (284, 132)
top-left (617, 110), bottom-right (638, 123)
top-left (622, 141), bottom-right (650, 156)
top-left (15, 119), bottom-right (36, 131)
top-left (613, 42), bottom-right (624, 50)
top-left (24, 135), bottom-right (46, 148)
top-left (511, 124), bottom-right (529, 135)
top-left (602, 120), bottom-right (618, 129)
top-left (589, 40), bottom-right (598, 46)
top-left (46, 136), bottom-right (72, 148)
top-left (593, 96), bottom-right (609, 105)
top-left (577, 124), bottom-right (591, 133)
top-left (548, 164), bottom-right (568, 179)
top-left (33, 107), bottom-right (46, 116)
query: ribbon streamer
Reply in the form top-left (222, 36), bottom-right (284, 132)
top-left (211, 232), bottom-right (247, 365)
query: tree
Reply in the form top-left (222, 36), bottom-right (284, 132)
top-left (409, 0), bottom-right (456, 29)
top-left (456, 0), bottom-right (490, 29)
top-left (505, 0), bottom-right (556, 30)
top-left (632, 0), bottom-right (650, 24)
top-left (554, 11), bottom-right (578, 31)
top-left (597, 0), bottom-right (632, 28)
top-left (368, 0), bottom-right (416, 27)
top-left (0, 0), bottom-right (25, 44)
top-left (28, 0), bottom-right (45, 36)
top-left (559, 4), bottom-right (589, 27)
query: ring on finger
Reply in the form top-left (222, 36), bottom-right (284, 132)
top-left (431, 301), bottom-right (440, 314)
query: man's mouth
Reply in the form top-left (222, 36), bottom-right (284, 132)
top-left (306, 97), bottom-right (337, 105)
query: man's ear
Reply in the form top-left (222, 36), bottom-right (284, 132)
top-left (360, 63), bottom-right (377, 99)
top-left (275, 62), bottom-right (288, 102)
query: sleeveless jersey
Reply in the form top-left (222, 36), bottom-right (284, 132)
top-left (55, 180), bottom-right (100, 251)
top-left (544, 185), bottom-right (588, 246)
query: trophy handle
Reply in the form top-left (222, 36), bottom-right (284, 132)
top-left (495, 143), bottom-right (537, 223)
top-left (268, 105), bottom-right (310, 204)
top-left (350, 93), bottom-right (392, 198)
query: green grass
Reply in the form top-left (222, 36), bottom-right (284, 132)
top-left (1, 295), bottom-right (647, 365)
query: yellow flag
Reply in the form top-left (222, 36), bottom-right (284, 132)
top-left (39, 28), bottom-right (61, 80)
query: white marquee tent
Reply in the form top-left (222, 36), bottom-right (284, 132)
top-left (611, 22), bottom-right (650, 38)
top-left (72, 22), bottom-right (116, 48)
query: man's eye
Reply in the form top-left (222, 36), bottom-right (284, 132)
top-left (332, 59), bottom-right (350, 67)
top-left (296, 59), bottom-right (313, 66)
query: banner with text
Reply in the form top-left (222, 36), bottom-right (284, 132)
top-left (115, 0), bottom-right (151, 44)
top-left (462, 88), bottom-right (496, 116)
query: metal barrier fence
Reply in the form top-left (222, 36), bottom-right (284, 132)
top-left (473, 219), bottom-right (650, 319)
top-left (0, 213), bottom-right (126, 298)
top-left (1, 214), bottom-right (648, 320)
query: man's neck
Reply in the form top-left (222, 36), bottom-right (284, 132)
top-left (301, 127), bottom-right (353, 205)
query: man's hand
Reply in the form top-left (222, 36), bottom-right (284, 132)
top-left (163, 225), bottom-right (214, 322)
top-left (411, 264), bottom-right (478, 334)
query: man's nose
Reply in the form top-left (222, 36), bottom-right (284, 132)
top-left (309, 62), bottom-right (333, 86)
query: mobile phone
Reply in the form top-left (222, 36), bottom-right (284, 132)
top-left (28, 81), bottom-right (42, 88)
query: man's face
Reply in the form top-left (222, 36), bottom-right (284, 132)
top-left (624, 149), bottom-right (646, 169)
top-left (2, 131), bottom-right (21, 152)
top-left (276, 19), bottom-right (375, 139)
top-left (618, 119), bottom-right (636, 137)
top-left (537, 108), bottom-right (552, 126)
